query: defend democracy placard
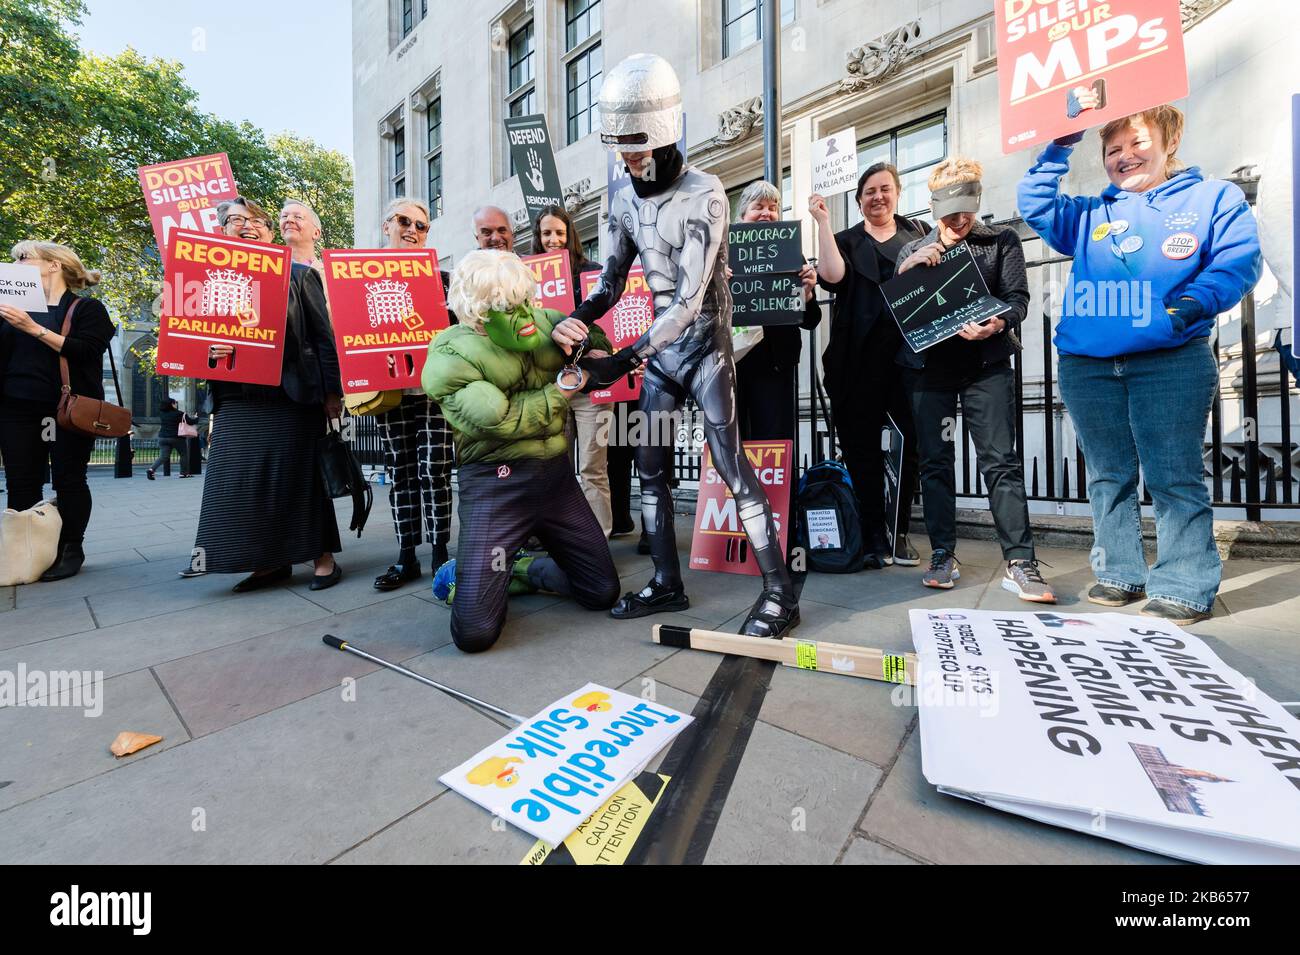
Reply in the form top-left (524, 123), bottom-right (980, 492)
top-left (521, 251), bottom-right (576, 313)
top-left (440, 684), bottom-right (691, 847)
top-left (0, 263), bottom-right (47, 312)
top-left (155, 229), bottom-right (291, 386)
top-left (881, 243), bottom-right (1010, 352)
top-left (728, 221), bottom-right (804, 327)
top-left (909, 609), bottom-right (1300, 863)
top-left (504, 114), bottom-right (565, 228)
top-left (322, 249), bottom-right (450, 394)
top-left (689, 440), bottom-right (792, 576)
top-left (585, 267), bottom-right (652, 405)
top-left (996, 0), bottom-right (1189, 153)
top-left (138, 153), bottom-right (239, 253)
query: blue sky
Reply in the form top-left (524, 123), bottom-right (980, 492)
top-left (76, 0), bottom-right (355, 159)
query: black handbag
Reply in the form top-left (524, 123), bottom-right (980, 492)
top-left (318, 420), bottom-right (373, 538)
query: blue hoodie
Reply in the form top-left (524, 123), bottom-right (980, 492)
top-left (1017, 143), bottom-right (1262, 358)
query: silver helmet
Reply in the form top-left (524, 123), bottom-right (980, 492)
top-left (598, 53), bottom-right (683, 151)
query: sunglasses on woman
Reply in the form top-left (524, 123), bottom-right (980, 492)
top-left (388, 214), bottom-right (430, 233)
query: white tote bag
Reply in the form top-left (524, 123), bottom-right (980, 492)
top-left (0, 500), bottom-right (62, 586)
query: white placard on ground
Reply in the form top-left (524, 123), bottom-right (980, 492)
top-left (810, 127), bottom-right (859, 198)
top-left (0, 264), bottom-right (47, 312)
top-left (909, 609), bottom-right (1300, 864)
top-left (440, 683), bottom-right (692, 846)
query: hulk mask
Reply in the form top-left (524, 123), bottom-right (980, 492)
top-left (483, 304), bottom-right (545, 353)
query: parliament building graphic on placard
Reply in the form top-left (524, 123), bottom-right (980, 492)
top-left (612, 295), bottom-right (654, 341)
top-left (365, 279), bottom-right (423, 330)
top-left (201, 269), bottom-right (255, 320)
top-left (1129, 743), bottom-right (1233, 817)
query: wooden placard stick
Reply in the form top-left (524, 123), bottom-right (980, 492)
top-left (652, 624), bottom-right (918, 686)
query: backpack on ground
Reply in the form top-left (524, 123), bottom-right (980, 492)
top-left (794, 459), bottom-right (865, 574)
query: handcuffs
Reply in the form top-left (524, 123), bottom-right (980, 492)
top-left (557, 338), bottom-right (587, 391)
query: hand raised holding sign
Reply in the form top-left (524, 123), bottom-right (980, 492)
top-left (807, 193), bottom-right (831, 225)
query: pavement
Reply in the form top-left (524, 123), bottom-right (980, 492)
top-left (1, 470), bottom-right (1297, 865)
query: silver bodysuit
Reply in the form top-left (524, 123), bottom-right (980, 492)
top-left (574, 165), bottom-right (793, 597)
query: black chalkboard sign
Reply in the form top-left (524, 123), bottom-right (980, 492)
top-left (881, 243), bottom-right (1009, 352)
top-left (728, 220), bottom-right (804, 326)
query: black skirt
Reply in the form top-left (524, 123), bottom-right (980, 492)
top-left (195, 396), bottom-right (341, 573)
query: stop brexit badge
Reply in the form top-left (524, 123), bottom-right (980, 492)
top-left (155, 229), bottom-right (292, 386)
top-left (322, 249), bottom-right (450, 393)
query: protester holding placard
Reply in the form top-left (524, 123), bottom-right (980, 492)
top-left (732, 180), bottom-right (821, 441)
top-left (533, 204), bottom-right (617, 536)
top-left (422, 251), bottom-right (619, 652)
top-left (193, 197), bottom-right (345, 593)
top-left (810, 163), bottom-right (927, 568)
top-left (894, 158), bottom-right (1052, 601)
top-left (369, 196), bottom-right (457, 592)
top-left (0, 241), bottom-right (115, 581)
top-left (1017, 103), bottom-right (1263, 624)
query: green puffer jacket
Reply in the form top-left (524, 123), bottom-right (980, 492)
top-left (422, 308), bottom-right (573, 465)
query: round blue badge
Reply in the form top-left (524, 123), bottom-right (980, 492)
top-left (1109, 219), bottom-right (1130, 235)
top-left (1120, 235), bottom-right (1144, 254)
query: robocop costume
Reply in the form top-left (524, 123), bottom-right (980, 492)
top-left (572, 53), bottom-right (799, 638)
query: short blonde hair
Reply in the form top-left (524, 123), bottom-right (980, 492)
top-left (928, 157), bottom-right (983, 191)
top-left (1101, 105), bottom-right (1186, 177)
top-left (11, 240), bottom-right (101, 290)
top-left (382, 196), bottom-right (430, 225)
top-left (448, 250), bottom-right (536, 333)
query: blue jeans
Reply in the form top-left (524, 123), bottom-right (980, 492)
top-left (1058, 338), bottom-right (1219, 613)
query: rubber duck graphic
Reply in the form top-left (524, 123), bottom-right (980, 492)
top-left (466, 756), bottom-right (523, 788)
top-left (572, 691), bottom-right (612, 713)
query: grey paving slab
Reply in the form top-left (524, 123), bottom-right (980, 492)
top-left (86, 572), bottom-right (253, 628)
top-left (154, 595), bottom-right (450, 737)
top-left (0, 596), bottom-right (96, 650)
top-left (860, 730), bottom-right (1176, 865)
top-left (0, 668), bottom-right (189, 812)
top-left (332, 790), bottom-right (536, 864)
top-left (131, 541), bottom-right (201, 563)
top-left (1216, 560), bottom-right (1300, 633)
top-left (840, 836), bottom-right (924, 864)
top-left (12, 556), bottom-right (182, 609)
top-left (0, 588), bottom-right (331, 681)
top-left (797, 561), bottom-right (996, 616)
top-left (0, 665), bottom-right (506, 864)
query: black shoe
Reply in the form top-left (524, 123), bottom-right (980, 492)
top-left (610, 581), bottom-right (689, 619)
top-left (232, 565), bottom-right (292, 593)
top-left (1087, 582), bottom-right (1144, 607)
top-left (309, 562), bottom-right (343, 591)
top-left (40, 543), bottom-right (85, 581)
top-left (432, 542), bottom-right (449, 569)
top-left (893, 533), bottom-right (920, 567)
top-left (636, 532), bottom-right (652, 556)
top-left (863, 532), bottom-right (894, 569)
top-left (146, 468), bottom-right (155, 481)
top-left (739, 588), bottom-right (800, 638)
top-left (374, 560), bottom-right (421, 591)
top-left (179, 473), bottom-right (193, 479)
top-left (1140, 598), bottom-right (1211, 626)
top-left (178, 566), bottom-right (207, 579)
top-left (611, 519), bottom-right (636, 537)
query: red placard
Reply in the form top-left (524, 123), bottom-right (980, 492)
top-left (996, 0), bottom-right (1188, 154)
top-left (584, 266), bottom-right (652, 405)
top-left (522, 251), bottom-right (575, 312)
top-left (138, 153), bottom-right (239, 253)
top-left (156, 230), bottom-right (292, 385)
top-left (321, 249), bottom-right (450, 394)
top-left (689, 440), bottom-right (792, 576)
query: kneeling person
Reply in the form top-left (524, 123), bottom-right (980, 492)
top-left (423, 251), bottom-right (620, 652)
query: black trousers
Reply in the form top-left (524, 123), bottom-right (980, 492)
top-left (908, 361), bottom-right (1034, 560)
top-left (736, 359), bottom-right (796, 441)
top-left (829, 326), bottom-right (919, 544)
top-left (0, 398), bottom-right (96, 547)
top-left (150, 438), bottom-right (189, 475)
top-left (450, 455), bottom-right (619, 653)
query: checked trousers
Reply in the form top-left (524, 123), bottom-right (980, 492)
top-left (375, 394), bottom-right (453, 551)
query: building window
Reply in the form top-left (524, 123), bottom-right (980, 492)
top-left (425, 99), bottom-right (442, 218)
top-left (564, 0), bottom-right (602, 144)
top-left (391, 124), bottom-right (406, 199)
top-left (844, 112), bottom-right (947, 222)
top-left (581, 235), bottom-right (600, 264)
top-left (566, 0), bottom-right (601, 48)
top-left (723, 0), bottom-right (795, 58)
top-left (402, 0), bottom-right (413, 37)
top-left (506, 21), bottom-right (536, 175)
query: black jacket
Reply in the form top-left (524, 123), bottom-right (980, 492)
top-left (158, 407), bottom-right (198, 439)
top-left (817, 214), bottom-right (930, 397)
top-left (893, 222), bottom-right (1029, 374)
top-left (737, 284), bottom-right (824, 376)
top-left (211, 263), bottom-right (342, 409)
top-left (0, 291), bottom-right (116, 404)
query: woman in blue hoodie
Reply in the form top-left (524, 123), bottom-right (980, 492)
top-left (1018, 104), bottom-right (1262, 625)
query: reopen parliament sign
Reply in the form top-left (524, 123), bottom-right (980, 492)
top-left (996, 0), bottom-right (1188, 153)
